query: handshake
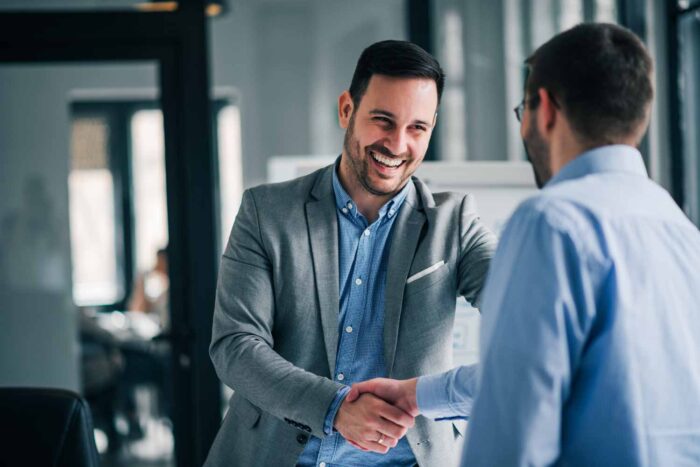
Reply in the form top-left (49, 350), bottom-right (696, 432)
top-left (332, 377), bottom-right (419, 454)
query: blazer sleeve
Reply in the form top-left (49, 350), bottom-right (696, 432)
top-left (209, 188), bottom-right (343, 437)
top-left (457, 193), bottom-right (498, 309)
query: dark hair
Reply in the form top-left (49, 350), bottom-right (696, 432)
top-left (348, 40), bottom-right (445, 109)
top-left (525, 23), bottom-right (653, 144)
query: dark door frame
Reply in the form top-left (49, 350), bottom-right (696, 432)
top-left (0, 3), bottom-right (221, 466)
top-left (666, 0), bottom-right (700, 209)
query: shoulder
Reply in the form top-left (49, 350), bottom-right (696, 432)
top-left (412, 176), bottom-right (475, 212)
top-left (505, 192), bottom-right (606, 265)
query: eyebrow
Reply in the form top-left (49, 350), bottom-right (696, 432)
top-left (368, 108), bottom-right (432, 127)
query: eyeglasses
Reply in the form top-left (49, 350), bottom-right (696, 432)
top-left (514, 92), bottom-right (558, 122)
top-left (513, 96), bottom-right (539, 122)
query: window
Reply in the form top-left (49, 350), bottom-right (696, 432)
top-left (131, 109), bottom-right (169, 273)
top-left (679, 8), bottom-right (700, 225)
top-left (69, 113), bottom-right (122, 306)
top-left (432, 0), bottom-right (617, 162)
top-left (216, 102), bottom-right (244, 248)
top-left (68, 98), bottom-right (242, 307)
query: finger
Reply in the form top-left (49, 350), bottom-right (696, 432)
top-left (359, 427), bottom-right (400, 448)
top-left (348, 380), bottom-right (376, 402)
top-left (347, 439), bottom-right (368, 451)
top-left (374, 433), bottom-right (399, 448)
top-left (376, 419), bottom-right (407, 440)
top-left (348, 437), bottom-right (389, 454)
top-left (346, 387), bottom-right (359, 403)
top-left (362, 440), bottom-right (391, 454)
top-left (377, 401), bottom-right (415, 429)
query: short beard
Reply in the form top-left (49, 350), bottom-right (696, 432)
top-left (523, 118), bottom-right (552, 189)
top-left (342, 112), bottom-right (395, 197)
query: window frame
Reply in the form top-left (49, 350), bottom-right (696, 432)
top-left (70, 98), bottom-right (236, 310)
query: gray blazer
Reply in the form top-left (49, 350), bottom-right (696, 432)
top-left (205, 164), bottom-right (496, 467)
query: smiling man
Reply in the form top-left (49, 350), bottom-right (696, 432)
top-left (204, 40), bottom-right (496, 467)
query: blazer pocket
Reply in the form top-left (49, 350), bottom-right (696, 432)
top-left (405, 260), bottom-right (450, 296)
top-left (231, 396), bottom-right (261, 429)
top-left (407, 260), bottom-right (446, 284)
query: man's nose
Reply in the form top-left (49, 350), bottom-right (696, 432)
top-left (384, 129), bottom-right (408, 157)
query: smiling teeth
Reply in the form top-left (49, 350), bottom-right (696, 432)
top-left (370, 151), bottom-right (403, 167)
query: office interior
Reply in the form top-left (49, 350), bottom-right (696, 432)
top-left (0, 1), bottom-right (698, 466)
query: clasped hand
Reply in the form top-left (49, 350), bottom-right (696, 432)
top-left (333, 378), bottom-right (419, 454)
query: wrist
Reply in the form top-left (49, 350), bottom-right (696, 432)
top-left (328, 386), bottom-right (351, 434)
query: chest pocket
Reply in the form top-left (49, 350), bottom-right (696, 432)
top-left (405, 260), bottom-right (451, 297)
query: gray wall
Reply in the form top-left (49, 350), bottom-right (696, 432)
top-left (210, 0), bottom-right (407, 187)
top-left (0, 63), bottom-right (158, 391)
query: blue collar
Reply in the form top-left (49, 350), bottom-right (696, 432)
top-left (331, 157), bottom-right (411, 223)
top-left (546, 145), bottom-right (648, 188)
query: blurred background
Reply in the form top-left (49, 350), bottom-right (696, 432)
top-left (0, 1), bottom-right (698, 466)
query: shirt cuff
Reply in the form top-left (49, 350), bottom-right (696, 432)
top-left (417, 366), bottom-right (477, 420)
top-left (323, 385), bottom-right (351, 435)
top-left (417, 372), bottom-right (455, 419)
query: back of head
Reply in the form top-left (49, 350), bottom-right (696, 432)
top-left (349, 40), bottom-right (445, 108)
top-left (525, 23), bottom-right (654, 146)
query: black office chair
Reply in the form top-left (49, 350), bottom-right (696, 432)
top-left (0, 387), bottom-right (100, 467)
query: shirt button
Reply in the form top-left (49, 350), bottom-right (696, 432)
top-left (345, 326), bottom-right (353, 333)
top-left (346, 202), bottom-right (353, 209)
top-left (319, 463), bottom-right (327, 467)
top-left (337, 373), bottom-right (345, 381)
top-left (355, 278), bottom-right (362, 286)
top-left (341, 207), bottom-right (348, 214)
top-left (363, 229), bottom-right (370, 236)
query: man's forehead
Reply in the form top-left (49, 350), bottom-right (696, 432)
top-left (360, 75), bottom-right (438, 115)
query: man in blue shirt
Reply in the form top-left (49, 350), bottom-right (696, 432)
top-left (347, 23), bottom-right (700, 466)
top-left (206, 41), bottom-right (496, 467)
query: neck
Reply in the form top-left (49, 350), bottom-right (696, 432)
top-left (549, 124), bottom-right (589, 177)
top-left (338, 154), bottom-right (394, 223)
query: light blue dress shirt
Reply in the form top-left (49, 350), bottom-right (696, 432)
top-left (418, 145), bottom-right (700, 466)
top-left (298, 165), bottom-right (416, 466)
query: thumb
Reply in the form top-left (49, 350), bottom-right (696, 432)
top-left (346, 386), bottom-right (360, 403)
top-left (346, 380), bottom-right (375, 402)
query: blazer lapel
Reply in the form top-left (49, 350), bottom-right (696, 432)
top-left (306, 166), bottom-right (340, 376)
top-left (384, 181), bottom-right (426, 376)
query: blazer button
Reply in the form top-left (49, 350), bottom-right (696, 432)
top-left (297, 433), bottom-right (309, 445)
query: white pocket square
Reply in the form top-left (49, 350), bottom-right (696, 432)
top-left (407, 260), bottom-right (446, 284)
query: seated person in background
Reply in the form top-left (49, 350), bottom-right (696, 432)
top-left (121, 246), bottom-right (172, 434)
top-left (128, 246), bottom-right (169, 331)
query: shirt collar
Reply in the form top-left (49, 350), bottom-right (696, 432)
top-left (331, 157), bottom-right (411, 223)
top-left (546, 144), bottom-right (648, 188)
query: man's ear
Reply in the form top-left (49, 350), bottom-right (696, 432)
top-left (536, 87), bottom-right (557, 135)
top-left (338, 91), bottom-right (354, 129)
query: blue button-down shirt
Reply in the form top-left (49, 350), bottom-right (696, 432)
top-left (417, 145), bottom-right (700, 466)
top-left (298, 166), bottom-right (416, 466)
